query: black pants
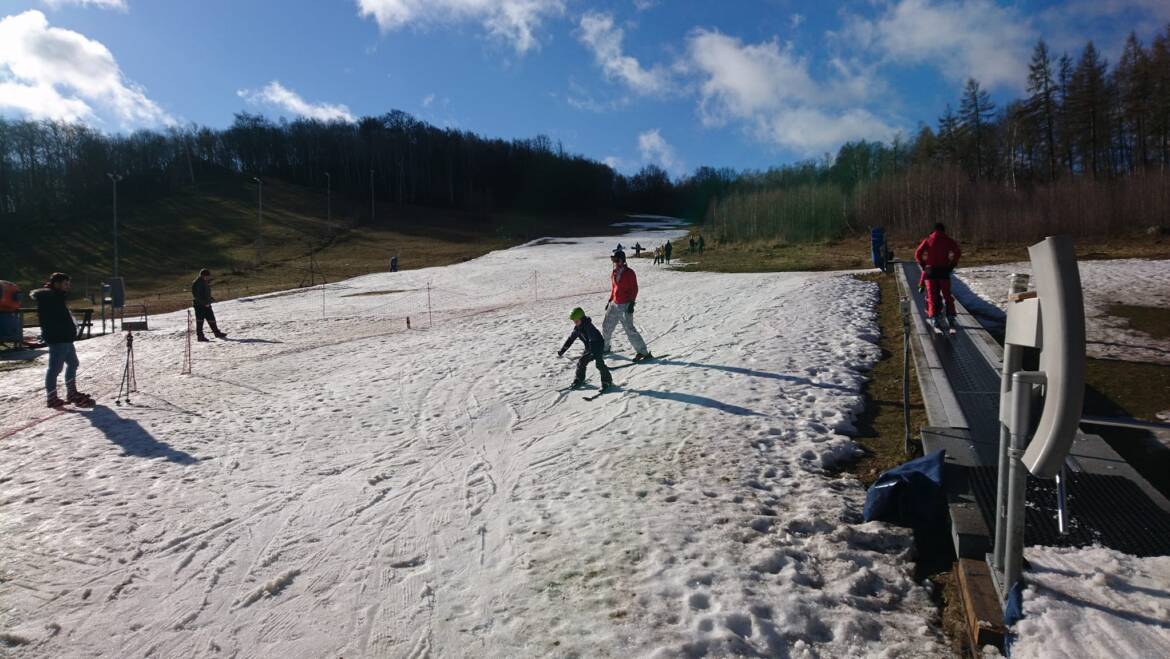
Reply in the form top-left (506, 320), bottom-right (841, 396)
top-left (576, 349), bottom-right (612, 385)
top-left (194, 304), bottom-right (222, 337)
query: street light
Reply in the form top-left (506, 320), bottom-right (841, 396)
top-left (106, 173), bottom-right (123, 279)
top-left (252, 177), bottom-right (263, 265)
top-left (324, 172), bottom-right (331, 225)
top-left (370, 168), bottom-right (375, 224)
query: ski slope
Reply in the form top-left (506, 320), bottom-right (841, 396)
top-left (0, 225), bottom-right (946, 657)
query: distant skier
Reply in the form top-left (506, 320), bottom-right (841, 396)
top-left (633, 242), bottom-right (643, 257)
top-left (689, 236), bottom-right (696, 254)
top-left (914, 223), bottom-right (962, 332)
top-left (558, 307), bottom-right (613, 390)
top-left (604, 251), bottom-right (654, 361)
top-left (653, 245), bottom-right (662, 264)
top-left (663, 240), bottom-right (673, 264)
top-left (32, 272), bottom-right (92, 408)
top-left (192, 268), bottom-right (228, 342)
top-left (697, 234), bottom-right (705, 254)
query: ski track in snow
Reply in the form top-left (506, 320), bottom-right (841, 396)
top-left (0, 227), bottom-right (945, 657)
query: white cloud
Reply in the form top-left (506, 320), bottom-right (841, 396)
top-left (238, 82), bottom-right (356, 123)
top-left (684, 28), bottom-right (896, 155)
top-left (0, 10), bottom-right (172, 127)
top-left (790, 13), bottom-right (804, 29)
top-left (422, 93), bottom-right (435, 108)
top-left (633, 0), bottom-right (658, 11)
top-left (578, 12), bottom-right (670, 95)
top-left (42, 0), bottom-right (128, 10)
top-left (847, 0), bottom-right (1035, 91)
top-left (754, 108), bottom-right (897, 155)
top-left (638, 129), bottom-right (684, 175)
top-left (356, 0), bottom-right (565, 54)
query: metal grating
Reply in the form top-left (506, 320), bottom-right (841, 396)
top-left (968, 466), bottom-right (1170, 557)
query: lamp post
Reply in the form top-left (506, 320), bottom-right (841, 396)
top-left (324, 172), bottom-right (331, 225)
top-left (107, 173), bottom-right (123, 278)
top-left (252, 176), bottom-right (263, 265)
top-left (369, 168), bottom-right (375, 224)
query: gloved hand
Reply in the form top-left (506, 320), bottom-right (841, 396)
top-left (917, 282), bottom-right (925, 294)
top-left (627, 300), bottom-right (635, 314)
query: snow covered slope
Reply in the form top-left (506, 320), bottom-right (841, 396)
top-left (0, 228), bottom-right (945, 657)
top-left (956, 259), bottom-right (1170, 365)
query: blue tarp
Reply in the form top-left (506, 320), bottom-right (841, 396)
top-left (870, 227), bottom-right (887, 270)
top-left (863, 449), bottom-right (947, 528)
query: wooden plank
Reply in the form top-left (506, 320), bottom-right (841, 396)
top-left (955, 558), bottom-right (1006, 654)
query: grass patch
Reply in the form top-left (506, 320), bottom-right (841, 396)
top-left (1107, 304), bottom-right (1170, 342)
top-left (5, 174), bottom-right (628, 317)
top-left (850, 274), bottom-right (930, 485)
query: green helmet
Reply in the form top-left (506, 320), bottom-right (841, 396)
top-left (569, 307), bottom-right (585, 321)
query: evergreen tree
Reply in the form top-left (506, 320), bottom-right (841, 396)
top-left (959, 78), bottom-right (996, 180)
top-left (1026, 40), bottom-right (1059, 180)
top-left (1067, 41), bottom-right (1111, 177)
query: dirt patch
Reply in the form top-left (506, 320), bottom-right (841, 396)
top-left (340, 289), bottom-right (415, 298)
top-left (1107, 304), bottom-right (1170, 342)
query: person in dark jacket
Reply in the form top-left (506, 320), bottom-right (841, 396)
top-left (191, 269), bottom-right (227, 342)
top-left (32, 272), bottom-right (91, 407)
top-left (663, 240), bottom-right (673, 264)
top-left (558, 307), bottom-right (613, 390)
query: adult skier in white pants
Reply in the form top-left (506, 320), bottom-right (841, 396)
top-left (603, 251), bottom-right (654, 361)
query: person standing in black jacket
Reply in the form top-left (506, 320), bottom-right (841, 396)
top-left (558, 307), bottom-right (613, 390)
top-left (32, 272), bottom-right (92, 408)
top-left (191, 269), bottom-right (227, 342)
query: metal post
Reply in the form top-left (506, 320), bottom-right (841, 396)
top-left (900, 296), bottom-right (912, 455)
top-left (107, 173), bottom-right (122, 278)
top-left (1004, 370), bottom-right (1046, 594)
top-left (993, 343), bottom-right (1024, 572)
top-left (252, 177), bottom-right (263, 264)
top-left (1055, 466), bottom-right (1069, 535)
top-left (370, 168), bottom-right (375, 224)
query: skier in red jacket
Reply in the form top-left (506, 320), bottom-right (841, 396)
top-left (914, 223), bottom-right (962, 331)
top-left (603, 251), bottom-right (654, 361)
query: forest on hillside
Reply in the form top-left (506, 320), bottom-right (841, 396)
top-left (1, 29), bottom-right (1168, 245)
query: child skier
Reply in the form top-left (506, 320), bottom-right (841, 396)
top-left (558, 307), bottom-right (613, 390)
top-left (914, 222), bottom-right (962, 332)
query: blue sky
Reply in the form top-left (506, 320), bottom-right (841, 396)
top-left (2, 1), bottom-right (1167, 176)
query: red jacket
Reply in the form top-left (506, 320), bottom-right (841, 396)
top-left (914, 231), bottom-right (961, 270)
top-left (610, 266), bottom-right (638, 305)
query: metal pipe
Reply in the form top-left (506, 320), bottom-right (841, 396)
top-left (1080, 415), bottom-right (1170, 432)
top-left (1004, 370), bottom-right (1046, 596)
top-left (1055, 466), bottom-right (1069, 535)
top-left (992, 343), bottom-right (1024, 572)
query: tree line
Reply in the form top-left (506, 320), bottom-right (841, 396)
top-left (0, 111), bottom-right (686, 225)
top-left (3, 27), bottom-right (1168, 245)
top-left (710, 28), bottom-right (1170, 244)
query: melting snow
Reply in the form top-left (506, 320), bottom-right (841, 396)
top-left (0, 229), bottom-right (945, 656)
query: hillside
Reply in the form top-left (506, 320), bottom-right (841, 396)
top-left (2, 173), bottom-right (621, 314)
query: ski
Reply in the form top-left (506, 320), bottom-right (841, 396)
top-left (584, 385), bottom-right (618, 401)
top-left (609, 353), bottom-right (670, 371)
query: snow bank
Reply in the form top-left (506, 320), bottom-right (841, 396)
top-left (0, 228), bottom-right (943, 657)
top-left (1011, 546), bottom-right (1170, 658)
top-left (956, 259), bottom-right (1170, 364)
